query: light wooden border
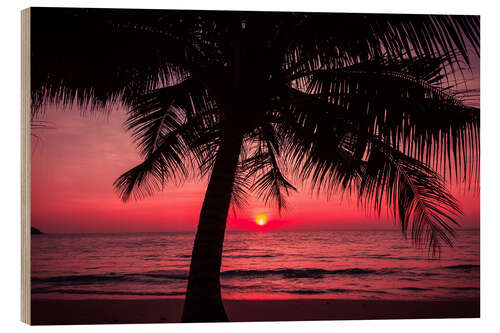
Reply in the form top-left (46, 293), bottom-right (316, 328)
top-left (21, 7), bottom-right (31, 325)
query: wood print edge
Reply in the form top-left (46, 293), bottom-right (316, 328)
top-left (21, 7), bottom-right (31, 325)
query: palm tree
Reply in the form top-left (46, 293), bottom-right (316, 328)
top-left (31, 8), bottom-right (480, 322)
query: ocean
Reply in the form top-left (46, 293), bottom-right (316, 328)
top-left (31, 230), bottom-right (479, 300)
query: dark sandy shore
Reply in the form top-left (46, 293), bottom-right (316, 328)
top-left (31, 298), bottom-right (479, 325)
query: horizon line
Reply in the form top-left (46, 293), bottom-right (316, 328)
top-left (33, 228), bottom-right (480, 235)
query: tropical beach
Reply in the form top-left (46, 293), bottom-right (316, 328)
top-left (30, 230), bottom-right (479, 324)
top-left (29, 8), bottom-right (480, 323)
top-left (31, 298), bottom-right (479, 325)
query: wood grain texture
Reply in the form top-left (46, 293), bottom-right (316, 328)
top-left (21, 7), bottom-right (31, 325)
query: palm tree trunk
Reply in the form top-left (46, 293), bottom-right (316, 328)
top-left (181, 129), bottom-right (243, 322)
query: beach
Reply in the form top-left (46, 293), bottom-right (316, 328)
top-left (31, 298), bottom-right (480, 325)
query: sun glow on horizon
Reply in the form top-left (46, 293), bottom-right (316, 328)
top-left (255, 214), bottom-right (267, 226)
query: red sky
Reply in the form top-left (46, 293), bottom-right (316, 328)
top-left (30, 101), bottom-right (480, 233)
top-left (31, 51), bottom-right (480, 234)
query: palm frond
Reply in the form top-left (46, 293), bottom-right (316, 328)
top-left (30, 8), bottom-right (209, 113)
top-left (284, 14), bottom-right (479, 84)
top-left (115, 107), bottom-right (221, 201)
top-left (231, 153), bottom-right (251, 209)
top-left (274, 84), bottom-right (468, 253)
top-left (114, 123), bottom-right (191, 201)
top-left (125, 77), bottom-right (215, 155)
top-left (358, 140), bottom-right (462, 255)
top-left (297, 56), bottom-right (479, 182)
top-left (241, 124), bottom-right (297, 211)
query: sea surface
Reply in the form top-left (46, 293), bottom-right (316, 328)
top-left (31, 230), bottom-right (479, 300)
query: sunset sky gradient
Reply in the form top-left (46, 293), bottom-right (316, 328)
top-left (31, 112), bottom-right (480, 234)
top-left (31, 59), bottom-right (480, 234)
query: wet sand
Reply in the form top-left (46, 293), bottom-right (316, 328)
top-left (31, 298), bottom-right (479, 325)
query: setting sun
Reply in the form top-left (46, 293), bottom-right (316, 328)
top-left (255, 214), bottom-right (267, 226)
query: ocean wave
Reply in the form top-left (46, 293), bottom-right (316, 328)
top-left (406, 272), bottom-right (439, 277)
top-left (32, 271), bottom-right (189, 284)
top-left (224, 254), bottom-right (278, 259)
top-left (223, 248), bottom-right (248, 253)
top-left (399, 287), bottom-right (433, 291)
top-left (285, 288), bottom-right (389, 295)
top-left (437, 287), bottom-right (480, 291)
top-left (31, 288), bottom-right (184, 296)
top-left (143, 272), bottom-right (188, 280)
top-left (32, 274), bottom-right (133, 284)
top-left (32, 267), bottom-right (394, 285)
top-left (177, 250), bottom-right (282, 259)
top-left (177, 253), bottom-right (280, 259)
top-left (443, 264), bottom-right (480, 270)
top-left (286, 289), bottom-right (327, 294)
top-left (221, 268), bottom-right (395, 279)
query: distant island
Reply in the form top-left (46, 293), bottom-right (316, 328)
top-left (31, 227), bottom-right (44, 235)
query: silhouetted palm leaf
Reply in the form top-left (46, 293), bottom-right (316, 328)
top-left (359, 140), bottom-right (462, 255)
top-left (301, 56), bottom-right (479, 181)
top-left (241, 130), bottom-right (297, 211)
